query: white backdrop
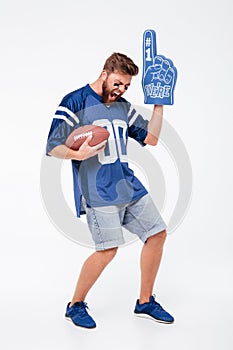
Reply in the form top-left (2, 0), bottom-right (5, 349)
top-left (1, 0), bottom-right (233, 349)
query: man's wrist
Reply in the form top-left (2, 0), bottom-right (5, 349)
top-left (66, 148), bottom-right (84, 161)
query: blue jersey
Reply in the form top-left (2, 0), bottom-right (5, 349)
top-left (46, 84), bottom-right (149, 216)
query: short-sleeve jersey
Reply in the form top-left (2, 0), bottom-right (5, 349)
top-left (46, 84), bottom-right (149, 217)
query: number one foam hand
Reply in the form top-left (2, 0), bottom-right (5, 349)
top-left (142, 29), bottom-right (177, 105)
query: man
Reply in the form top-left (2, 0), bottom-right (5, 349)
top-left (46, 52), bottom-right (174, 329)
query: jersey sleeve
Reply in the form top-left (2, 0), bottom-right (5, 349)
top-left (128, 105), bottom-right (149, 146)
top-left (46, 94), bottom-right (81, 155)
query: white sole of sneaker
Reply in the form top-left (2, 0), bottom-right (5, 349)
top-left (134, 313), bottom-right (174, 324)
top-left (65, 316), bottom-right (96, 329)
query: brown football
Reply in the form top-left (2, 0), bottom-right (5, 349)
top-left (65, 125), bottom-right (110, 150)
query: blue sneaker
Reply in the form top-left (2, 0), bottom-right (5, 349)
top-left (65, 302), bottom-right (96, 328)
top-left (134, 295), bottom-right (174, 324)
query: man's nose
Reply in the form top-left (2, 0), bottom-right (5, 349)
top-left (119, 85), bottom-right (127, 93)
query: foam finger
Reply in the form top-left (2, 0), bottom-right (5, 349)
top-left (142, 29), bottom-right (157, 77)
top-left (164, 67), bottom-right (174, 84)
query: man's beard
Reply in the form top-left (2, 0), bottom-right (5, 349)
top-left (102, 81), bottom-right (120, 104)
top-left (102, 81), bottom-right (110, 103)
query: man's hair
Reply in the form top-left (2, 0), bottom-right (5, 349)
top-left (103, 52), bottom-right (139, 76)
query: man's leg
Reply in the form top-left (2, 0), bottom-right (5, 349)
top-left (70, 247), bottom-right (118, 305)
top-left (139, 230), bottom-right (167, 304)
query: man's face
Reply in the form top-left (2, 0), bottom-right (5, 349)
top-left (102, 71), bottom-right (132, 104)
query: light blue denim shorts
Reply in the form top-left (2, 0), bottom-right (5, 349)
top-left (85, 194), bottom-right (167, 251)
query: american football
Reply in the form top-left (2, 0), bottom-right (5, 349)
top-left (65, 125), bottom-right (110, 150)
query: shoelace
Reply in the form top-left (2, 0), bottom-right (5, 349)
top-left (149, 295), bottom-right (165, 311)
top-left (69, 301), bottom-right (90, 317)
top-left (76, 302), bottom-right (89, 316)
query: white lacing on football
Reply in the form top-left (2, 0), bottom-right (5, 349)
top-left (73, 131), bottom-right (93, 141)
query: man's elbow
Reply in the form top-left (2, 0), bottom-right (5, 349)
top-left (144, 133), bottom-right (158, 146)
top-left (47, 149), bottom-right (54, 156)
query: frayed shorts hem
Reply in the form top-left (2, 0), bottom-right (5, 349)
top-left (140, 225), bottom-right (167, 244)
top-left (95, 239), bottom-right (125, 251)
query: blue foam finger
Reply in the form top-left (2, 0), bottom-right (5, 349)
top-left (142, 29), bottom-right (157, 78)
top-left (142, 30), bottom-right (178, 105)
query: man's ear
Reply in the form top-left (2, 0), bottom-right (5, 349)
top-left (101, 70), bottom-right (108, 81)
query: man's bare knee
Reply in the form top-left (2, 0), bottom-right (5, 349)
top-left (146, 230), bottom-right (167, 245)
top-left (157, 229), bottom-right (167, 241)
top-left (97, 247), bottom-right (118, 263)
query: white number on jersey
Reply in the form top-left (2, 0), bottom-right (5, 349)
top-left (93, 119), bottom-right (128, 164)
